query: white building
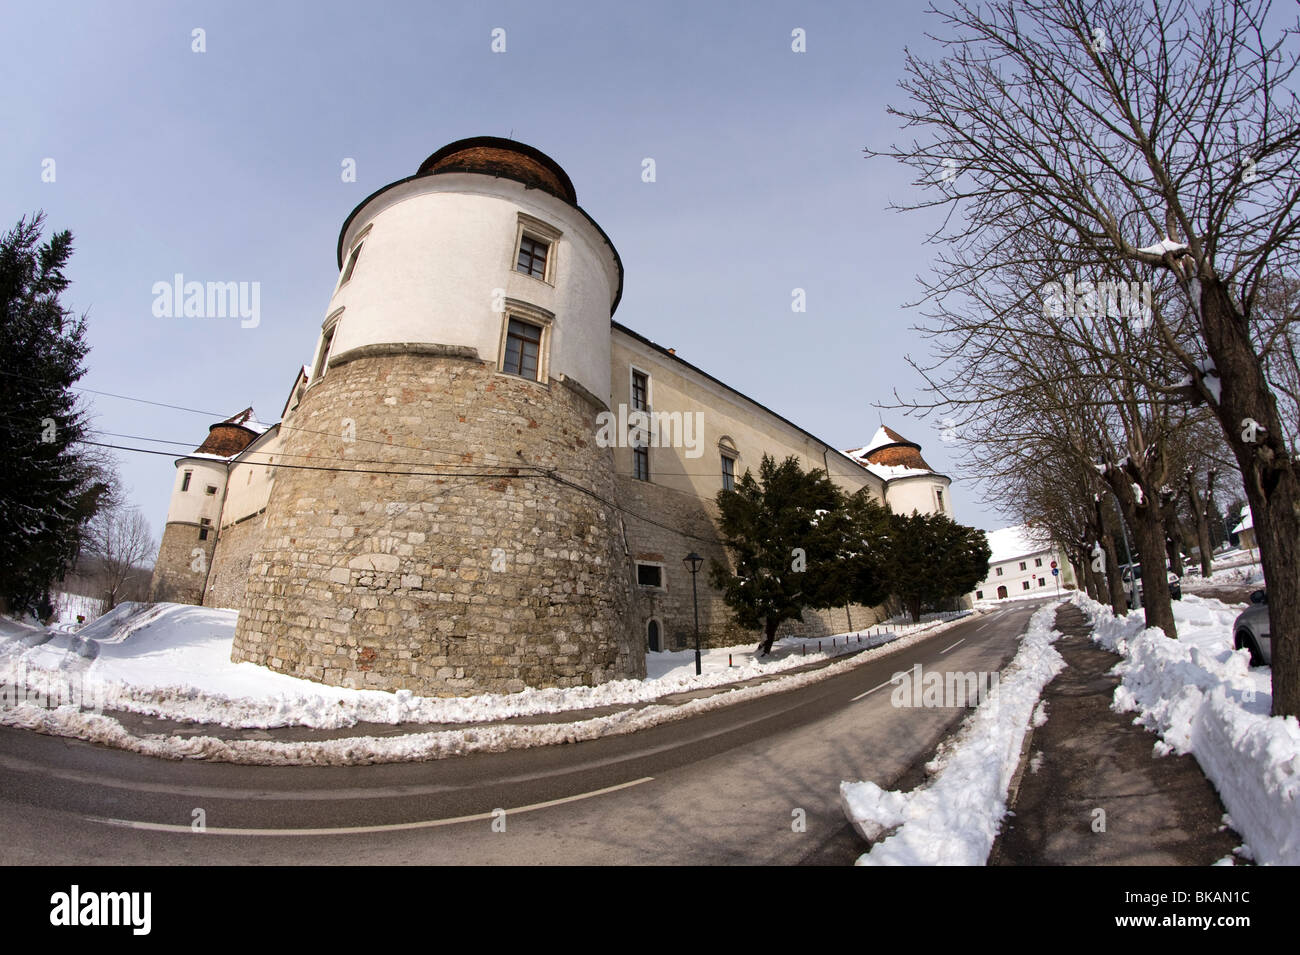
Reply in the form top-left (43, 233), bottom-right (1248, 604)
top-left (973, 524), bottom-right (1072, 601)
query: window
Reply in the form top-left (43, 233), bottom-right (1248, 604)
top-left (340, 242), bottom-right (363, 284)
top-left (502, 318), bottom-right (543, 379)
top-left (516, 235), bottom-right (549, 278)
top-left (1038, 577), bottom-right (1046, 587)
top-left (721, 454), bottom-right (735, 491)
top-left (513, 214), bottom-right (561, 284)
top-left (1035, 557), bottom-right (1043, 567)
top-left (181, 471), bottom-right (192, 492)
top-left (1022, 580), bottom-right (1031, 590)
top-left (1019, 561), bottom-right (1027, 571)
top-left (314, 320), bottom-right (338, 381)
top-left (935, 487), bottom-right (945, 510)
top-left (636, 563), bottom-right (663, 588)
top-left (631, 369), bottom-right (649, 412)
top-left (976, 590), bottom-right (984, 600)
top-left (995, 566), bottom-right (1003, 576)
top-left (633, 444), bottom-right (650, 482)
top-left (206, 485), bottom-right (217, 496)
top-left (198, 517), bottom-right (212, 542)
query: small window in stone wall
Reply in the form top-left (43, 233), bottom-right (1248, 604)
top-left (636, 563), bottom-right (663, 588)
top-left (198, 517), bottom-right (212, 542)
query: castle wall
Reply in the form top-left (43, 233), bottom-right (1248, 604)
top-left (203, 511), bottom-right (267, 611)
top-left (147, 522), bottom-right (214, 605)
top-left (231, 350), bottom-right (641, 696)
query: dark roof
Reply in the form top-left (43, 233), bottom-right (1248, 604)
top-left (335, 138), bottom-right (624, 314)
top-left (193, 408), bottom-right (261, 456)
top-left (416, 137), bottom-right (577, 204)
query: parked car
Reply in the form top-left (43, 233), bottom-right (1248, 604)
top-left (1119, 564), bottom-right (1182, 607)
top-left (1233, 590), bottom-right (1272, 666)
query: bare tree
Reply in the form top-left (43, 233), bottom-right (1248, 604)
top-left (86, 506), bottom-right (155, 611)
top-left (871, 0), bottom-right (1300, 716)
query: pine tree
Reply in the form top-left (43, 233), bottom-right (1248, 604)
top-left (710, 454), bottom-right (849, 655)
top-left (0, 214), bottom-right (101, 617)
top-left (885, 511), bottom-right (991, 623)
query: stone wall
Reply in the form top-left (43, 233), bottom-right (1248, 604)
top-left (231, 349), bottom-right (641, 696)
top-left (203, 511), bottom-right (267, 611)
top-left (147, 522), bottom-right (214, 605)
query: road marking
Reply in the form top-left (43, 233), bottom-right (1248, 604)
top-left (940, 639), bottom-right (965, 653)
top-left (850, 678), bottom-right (896, 702)
top-left (87, 775), bottom-right (656, 836)
top-left (973, 622), bottom-right (989, 632)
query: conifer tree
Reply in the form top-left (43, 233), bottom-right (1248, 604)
top-left (0, 214), bottom-right (101, 616)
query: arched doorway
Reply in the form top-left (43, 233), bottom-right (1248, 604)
top-left (996, 585), bottom-right (1008, 599)
top-left (647, 618), bottom-right (662, 652)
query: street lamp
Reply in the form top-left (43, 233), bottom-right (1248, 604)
top-left (683, 552), bottom-right (704, 675)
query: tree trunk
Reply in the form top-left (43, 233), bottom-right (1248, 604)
top-left (759, 617), bottom-right (780, 656)
top-left (1093, 502), bottom-right (1129, 615)
top-left (1199, 275), bottom-right (1299, 717)
top-left (1103, 472), bottom-right (1177, 638)
top-left (909, 594), bottom-right (922, 623)
top-left (1187, 468), bottom-right (1215, 579)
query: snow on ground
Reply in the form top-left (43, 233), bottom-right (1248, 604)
top-left (1075, 592), bottom-right (1298, 865)
top-left (1179, 558), bottom-right (1264, 594)
top-left (839, 601), bottom-right (1065, 865)
top-left (0, 600), bottom-right (972, 731)
top-left (52, 591), bottom-right (104, 630)
top-left (0, 609), bottom-right (976, 766)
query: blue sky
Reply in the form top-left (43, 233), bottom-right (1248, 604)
top-left (1, 0), bottom-right (1008, 538)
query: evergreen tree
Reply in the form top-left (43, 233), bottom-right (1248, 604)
top-left (884, 511), bottom-right (991, 623)
top-left (839, 488), bottom-right (892, 611)
top-left (0, 214), bottom-right (101, 616)
top-left (710, 454), bottom-right (848, 655)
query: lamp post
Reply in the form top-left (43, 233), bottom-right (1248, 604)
top-left (683, 552), bottom-right (704, 676)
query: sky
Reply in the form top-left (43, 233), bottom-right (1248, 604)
top-left (0, 0), bottom-right (1013, 541)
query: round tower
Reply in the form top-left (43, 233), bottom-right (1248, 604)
top-left (148, 409), bottom-right (263, 604)
top-left (230, 137), bottom-right (642, 696)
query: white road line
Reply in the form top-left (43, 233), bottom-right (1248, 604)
top-left (973, 622), bottom-right (990, 633)
top-left (88, 776), bottom-right (655, 837)
top-left (851, 678), bottom-right (895, 702)
top-left (940, 638), bottom-right (965, 653)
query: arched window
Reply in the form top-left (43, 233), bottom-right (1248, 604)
top-left (647, 618), bottom-right (662, 652)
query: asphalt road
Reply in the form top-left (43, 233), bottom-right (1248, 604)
top-left (0, 598), bottom-right (1053, 865)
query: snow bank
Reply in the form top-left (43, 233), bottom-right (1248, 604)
top-left (0, 601), bottom-right (970, 730)
top-left (0, 613), bottom-right (977, 766)
top-left (1075, 592), bottom-right (1299, 865)
top-left (839, 602), bottom-right (1065, 865)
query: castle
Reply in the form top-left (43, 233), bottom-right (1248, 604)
top-left (148, 137), bottom-right (955, 697)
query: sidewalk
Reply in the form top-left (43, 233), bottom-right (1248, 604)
top-left (990, 603), bottom-right (1242, 865)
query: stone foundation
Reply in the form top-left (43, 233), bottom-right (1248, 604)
top-left (231, 350), bottom-right (641, 696)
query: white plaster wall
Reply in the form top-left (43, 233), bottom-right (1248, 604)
top-left (318, 174), bottom-right (618, 400)
top-left (164, 458), bottom-right (227, 525)
top-left (609, 332), bottom-right (884, 506)
top-left (884, 476), bottom-right (953, 518)
top-left (221, 428), bottom-right (281, 526)
top-left (975, 548), bottom-right (1070, 598)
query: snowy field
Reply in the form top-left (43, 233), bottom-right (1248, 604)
top-left (0, 600), bottom-right (971, 731)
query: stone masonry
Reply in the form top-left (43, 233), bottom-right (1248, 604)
top-left (230, 348), bottom-right (643, 696)
top-left (147, 522), bottom-right (214, 605)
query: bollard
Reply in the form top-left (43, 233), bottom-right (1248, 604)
top-left (729, 653), bottom-right (733, 668)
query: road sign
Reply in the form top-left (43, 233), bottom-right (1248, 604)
top-left (1051, 568), bottom-right (1059, 576)
top-left (1050, 560), bottom-right (1058, 569)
